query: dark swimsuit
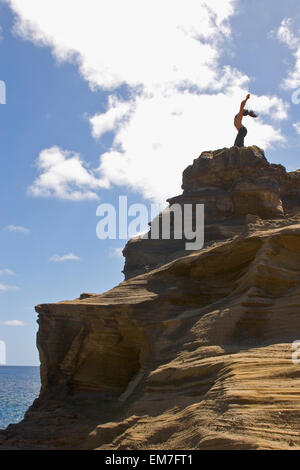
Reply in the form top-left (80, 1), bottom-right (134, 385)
top-left (234, 125), bottom-right (247, 147)
top-left (234, 114), bottom-right (247, 147)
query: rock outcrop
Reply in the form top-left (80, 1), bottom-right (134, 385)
top-left (1, 146), bottom-right (300, 450)
top-left (123, 146), bottom-right (300, 279)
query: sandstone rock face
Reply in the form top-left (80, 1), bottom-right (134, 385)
top-left (123, 146), bottom-right (300, 280)
top-left (2, 146), bottom-right (300, 450)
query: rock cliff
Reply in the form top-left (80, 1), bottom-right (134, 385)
top-left (1, 146), bottom-right (300, 450)
top-left (123, 146), bottom-right (300, 279)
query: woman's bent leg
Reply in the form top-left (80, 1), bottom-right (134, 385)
top-left (234, 125), bottom-right (247, 147)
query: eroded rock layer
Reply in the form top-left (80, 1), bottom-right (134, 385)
top-left (1, 146), bottom-right (300, 450)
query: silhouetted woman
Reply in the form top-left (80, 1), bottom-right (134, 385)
top-left (234, 94), bottom-right (258, 147)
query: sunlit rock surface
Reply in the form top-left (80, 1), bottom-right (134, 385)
top-left (1, 146), bottom-right (300, 450)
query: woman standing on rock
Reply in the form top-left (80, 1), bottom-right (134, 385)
top-left (234, 94), bottom-right (258, 147)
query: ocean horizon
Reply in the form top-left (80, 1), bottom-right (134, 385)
top-left (0, 365), bottom-right (41, 430)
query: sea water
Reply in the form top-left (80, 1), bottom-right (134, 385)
top-left (0, 366), bottom-right (41, 429)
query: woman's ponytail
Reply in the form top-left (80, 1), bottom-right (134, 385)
top-left (243, 109), bottom-right (258, 118)
top-left (249, 110), bottom-right (258, 118)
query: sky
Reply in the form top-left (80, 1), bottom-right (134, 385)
top-left (0, 0), bottom-right (299, 365)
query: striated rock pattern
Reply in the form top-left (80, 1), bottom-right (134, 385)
top-left (1, 146), bottom-right (300, 450)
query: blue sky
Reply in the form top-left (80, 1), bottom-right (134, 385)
top-left (0, 0), bottom-right (299, 365)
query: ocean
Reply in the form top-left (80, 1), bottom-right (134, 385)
top-left (0, 366), bottom-right (41, 430)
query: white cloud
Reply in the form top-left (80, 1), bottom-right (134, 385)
top-left (0, 282), bottom-right (18, 292)
top-left (111, 247), bottom-right (124, 258)
top-left (247, 95), bottom-right (289, 121)
top-left (277, 18), bottom-right (300, 89)
top-left (7, 0), bottom-right (289, 204)
top-left (49, 253), bottom-right (81, 262)
top-left (3, 320), bottom-right (27, 326)
top-left (7, 0), bottom-right (236, 91)
top-left (90, 96), bottom-right (134, 139)
top-left (277, 18), bottom-right (299, 49)
top-left (293, 122), bottom-right (300, 135)
top-left (0, 269), bottom-right (15, 276)
top-left (28, 146), bottom-right (108, 201)
top-left (4, 224), bottom-right (30, 234)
